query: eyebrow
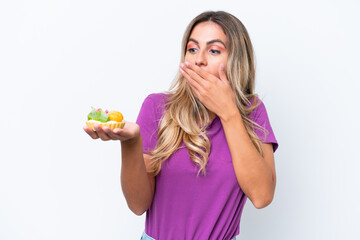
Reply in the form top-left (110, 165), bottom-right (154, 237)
top-left (188, 38), bottom-right (227, 48)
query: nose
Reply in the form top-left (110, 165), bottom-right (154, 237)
top-left (195, 52), bottom-right (207, 67)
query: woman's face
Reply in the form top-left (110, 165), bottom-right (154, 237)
top-left (185, 21), bottom-right (229, 78)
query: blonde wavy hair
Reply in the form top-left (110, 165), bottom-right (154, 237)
top-left (148, 11), bottom-right (267, 176)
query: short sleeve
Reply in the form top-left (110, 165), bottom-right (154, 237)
top-left (249, 99), bottom-right (279, 152)
top-left (136, 94), bottom-right (165, 154)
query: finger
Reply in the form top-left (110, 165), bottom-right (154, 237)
top-left (184, 61), bottom-right (217, 82)
top-left (113, 127), bottom-right (122, 135)
top-left (180, 75), bottom-right (202, 100)
top-left (83, 126), bottom-right (99, 139)
top-left (188, 83), bottom-right (201, 101)
top-left (180, 66), bottom-right (202, 93)
top-left (218, 63), bottom-right (228, 82)
top-left (180, 63), bottom-right (208, 88)
top-left (102, 126), bottom-right (123, 140)
top-left (180, 71), bottom-right (202, 100)
top-left (93, 124), bottom-right (111, 141)
top-left (104, 123), bottom-right (137, 141)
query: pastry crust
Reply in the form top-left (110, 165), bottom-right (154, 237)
top-left (86, 120), bottom-right (125, 130)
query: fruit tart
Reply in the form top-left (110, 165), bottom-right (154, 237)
top-left (86, 107), bottom-right (125, 130)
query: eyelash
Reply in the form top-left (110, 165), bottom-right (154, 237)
top-left (210, 49), bottom-right (221, 54)
top-left (188, 48), bottom-right (198, 53)
top-left (187, 48), bottom-right (221, 55)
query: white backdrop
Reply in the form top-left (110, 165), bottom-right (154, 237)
top-left (1, 0), bottom-right (359, 239)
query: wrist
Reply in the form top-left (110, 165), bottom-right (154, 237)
top-left (219, 105), bottom-right (241, 123)
top-left (121, 134), bottom-right (142, 147)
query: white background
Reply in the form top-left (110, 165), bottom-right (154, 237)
top-left (1, 0), bottom-right (359, 239)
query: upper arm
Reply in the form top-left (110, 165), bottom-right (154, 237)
top-left (143, 153), bottom-right (156, 195)
top-left (262, 143), bottom-right (276, 185)
top-left (250, 98), bottom-right (279, 153)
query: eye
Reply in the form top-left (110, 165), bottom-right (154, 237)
top-left (209, 49), bottom-right (221, 55)
top-left (187, 48), bottom-right (198, 53)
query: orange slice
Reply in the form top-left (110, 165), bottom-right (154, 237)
top-left (108, 111), bottom-right (123, 122)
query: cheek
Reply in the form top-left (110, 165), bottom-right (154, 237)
top-left (184, 54), bottom-right (196, 64)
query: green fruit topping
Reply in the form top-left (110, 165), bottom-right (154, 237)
top-left (87, 107), bottom-right (110, 123)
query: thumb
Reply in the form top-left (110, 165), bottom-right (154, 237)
top-left (218, 64), bottom-right (228, 82)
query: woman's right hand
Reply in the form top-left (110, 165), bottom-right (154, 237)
top-left (83, 121), bottom-right (140, 143)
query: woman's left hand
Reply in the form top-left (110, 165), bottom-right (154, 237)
top-left (180, 61), bottom-right (237, 120)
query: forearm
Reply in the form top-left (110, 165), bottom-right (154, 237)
top-left (220, 110), bottom-right (275, 208)
top-left (120, 136), bottom-right (153, 215)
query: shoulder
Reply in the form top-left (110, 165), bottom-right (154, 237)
top-left (246, 96), bottom-right (279, 152)
top-left (144, 92), bottom-right (171, 106)
top-left (247, 96), bottom-right (267, 121)
top-left (139, 92), bottom-right (171, 121)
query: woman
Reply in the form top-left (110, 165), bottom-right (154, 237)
top-left (84, 11), bottom-right (278, 240)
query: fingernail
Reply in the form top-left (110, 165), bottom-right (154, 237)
top-left (180, 63), bottom-right (184, 68)
top-left (180, 68), bottom-right (184, 73)
top-left (185, 62), bottom-right (190, 67)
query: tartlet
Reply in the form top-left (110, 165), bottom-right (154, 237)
top-left (86, 107), bottom-right (125, 130)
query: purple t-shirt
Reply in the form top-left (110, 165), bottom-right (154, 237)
top-left (136, 93), bottom-right (278, 240)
